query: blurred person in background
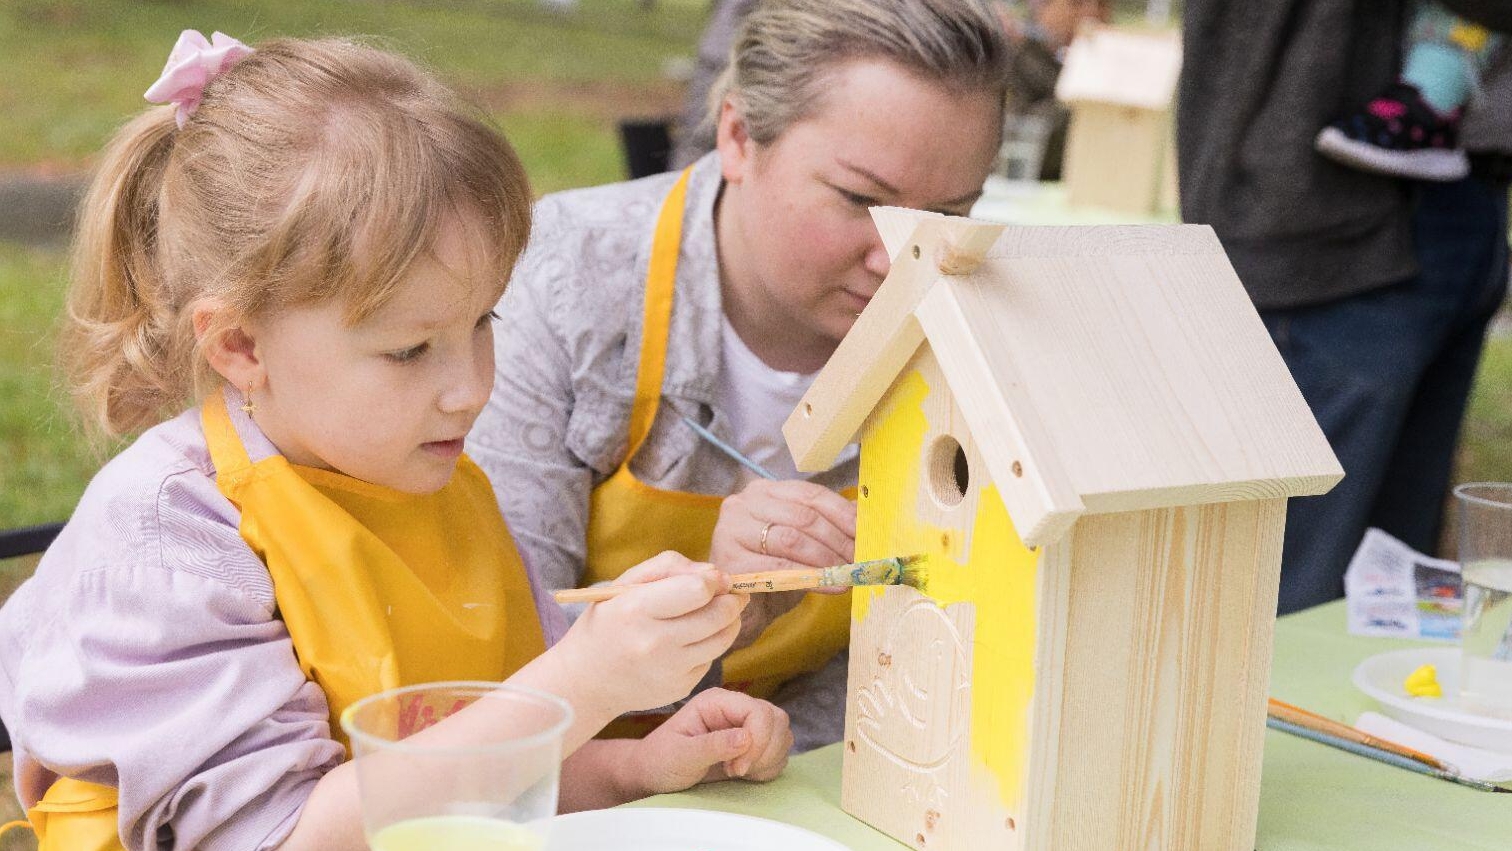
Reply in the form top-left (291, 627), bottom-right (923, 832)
top-left (995, 0), bottom-right (1110, 180)
top-left (671, 0), bottom-right (757, 168)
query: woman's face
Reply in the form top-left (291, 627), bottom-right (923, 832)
top-left (716, 59), bottom-right (1002, 368)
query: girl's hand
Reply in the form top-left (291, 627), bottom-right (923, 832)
top-left (631, 688), bottom-right (793, 795)
top-left (554, 552), bottom-right (746, 718)
top-left (708, 479), bottom-right (857, 647)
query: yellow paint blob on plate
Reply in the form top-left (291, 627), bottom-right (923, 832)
top-left (1403, 663), bottom-right (1442, 698)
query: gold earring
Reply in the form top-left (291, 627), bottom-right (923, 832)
top-left (241, 383), bottom-right (257, 418)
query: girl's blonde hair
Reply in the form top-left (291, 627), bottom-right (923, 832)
top-left (63, 37), bottom-right (532, 437)
top-left (698, 0), bottom-right (1009, 148)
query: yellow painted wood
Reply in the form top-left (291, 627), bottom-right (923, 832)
top-left (914, 282), bottom-right (1083, 547)
top-left (790, 205), bottom-right (1338, 851)
top-left (840, 345), bottom-right (1289, 851)
top-left (843, 349), bottom-right (1039, 850)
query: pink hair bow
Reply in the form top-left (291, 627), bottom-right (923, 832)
top-left (143, 30), bottom-right (253, 128)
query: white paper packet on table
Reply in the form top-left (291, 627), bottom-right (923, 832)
top-left (1355, 710), bottom-right (1512, 782)
top-left (1345, 528), bottom-right (1463, 641)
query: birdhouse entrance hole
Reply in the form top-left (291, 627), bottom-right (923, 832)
top-left (927, 435), bottom-right (970, 508)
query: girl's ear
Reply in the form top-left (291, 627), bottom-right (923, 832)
top-left (193, 300), bottom-right (265, 391)
top-left (715, 94), bottom-right (755, 187)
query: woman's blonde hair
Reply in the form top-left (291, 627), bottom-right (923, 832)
top-left (699, 0), bottom-right (1009, 148)
top-left (63, 37), bottom-right (532, 437)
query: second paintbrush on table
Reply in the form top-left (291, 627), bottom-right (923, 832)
top-left (553, 555), bottom-right (926, 604)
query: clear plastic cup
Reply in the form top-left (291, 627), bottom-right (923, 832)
top-left (341, 681), bottom-right (573, 851)
top-left (1454, 483), bottom-right (1512, 719)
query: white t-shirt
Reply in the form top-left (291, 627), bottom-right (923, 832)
top-left (715, 317), bottom-right (855, 482)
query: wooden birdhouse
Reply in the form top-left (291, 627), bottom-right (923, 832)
top-left (1054, 24), bottom-right (1182, 216)
top-left (782, 209), bottom-right (1342, 851)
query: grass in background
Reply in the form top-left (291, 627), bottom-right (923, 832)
top-left (0, 0), bottom-right (709, 529)
top-left (0, 243), bottom-right (103, 529)
top-left (0, 0), bottom-right (705, 190)
top-left (1458, 333), bottom-right (1512, 486)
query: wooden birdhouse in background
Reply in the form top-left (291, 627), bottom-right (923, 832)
top-left (1055, 24), bottom-right (1182, 216)
top-left (782, 208), bottom-right (1343, 851)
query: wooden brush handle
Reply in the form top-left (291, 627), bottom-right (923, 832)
top-left (1267, 697), bottom-right (1445, 770)
top-left (553, 567), bottom-right (835, 604)
top-left (727, 568), bottom-right (829, 594)
top-left (552, 585), bottom-right (637, 604)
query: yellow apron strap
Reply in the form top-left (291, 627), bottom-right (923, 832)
top-left (624, 166), bottom-right (692, 460)
top-left (201, 389), bottom-right (255, 484)
top-left (582, 164), bottom-right (852, 708)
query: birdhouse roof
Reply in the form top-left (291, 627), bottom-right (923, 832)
top-left (1054, 24), bottom-right (1182, 111)
top-left (782, 208), bottom-right (1342, 547)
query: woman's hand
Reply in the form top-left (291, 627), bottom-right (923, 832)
top-left (550, 552), bottom-right (746, 719)
top-left (629, 688), bottom-right (793, 794)
top-left (708, 479), bottom-right (856, 648)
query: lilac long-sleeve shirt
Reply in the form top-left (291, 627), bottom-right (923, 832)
top-left (0, 400), bottom-right (568, 850)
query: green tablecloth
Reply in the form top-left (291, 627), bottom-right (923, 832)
top-left (632, 601), bottom-right (1512, 849)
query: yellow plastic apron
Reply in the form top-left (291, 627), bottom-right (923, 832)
top-left (582, 168), bottom-right (851, 718)
top-left (15, 390), bottom-right (545, 849)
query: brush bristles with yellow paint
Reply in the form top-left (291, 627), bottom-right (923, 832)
top-left (553, 555), bottom-right (927, 604)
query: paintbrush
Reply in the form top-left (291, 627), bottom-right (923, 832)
top-left (679, 414), bottom-right (778, 481)
top-left (1266, 717), bottom-right (1511, 793)
top-left (553, 554), bottom-right (927, 604)
top-left (1267, 697), bottom-right (1447, 770)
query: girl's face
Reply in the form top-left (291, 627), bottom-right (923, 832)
top-left (716, 59), bottom-right (1002, 367)
top-left (245, 223), bottom-right (501, 494)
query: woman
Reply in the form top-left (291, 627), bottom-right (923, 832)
top-left (467, 0), bottom-right (1008, 751)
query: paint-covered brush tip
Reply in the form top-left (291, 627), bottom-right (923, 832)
top-left (827, 555), bottom-right (930, 590)
top-left (896, 554), bottom-right (928, 589)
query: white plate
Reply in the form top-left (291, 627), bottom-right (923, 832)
top-left (1351, 647), bottom-right (1512, 753)
top-left (547, 808), bottom-right (850, 851)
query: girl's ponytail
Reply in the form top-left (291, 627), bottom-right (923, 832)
top-left (61, 107), bottom-right (187, 437)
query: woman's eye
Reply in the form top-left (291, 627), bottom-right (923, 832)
top-left (385, 343), bottom-right (429, 364)
top-left (839, 188), bottom-right (878, 208)
top-left (476, 309), bottom-right (500, 329)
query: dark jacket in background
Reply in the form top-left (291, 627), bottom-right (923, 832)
top-left (1178, 0), bottom-right (1512, 310)
top-left (1178, 1), bottom-right (1413, 309)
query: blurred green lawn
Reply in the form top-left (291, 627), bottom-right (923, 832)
top-left (0, 0), bottom-right (707, 534)
top-left (1, 0), bottom-right (707, 186)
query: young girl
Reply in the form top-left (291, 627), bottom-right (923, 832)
top-left (0, 31), bottom-right (791, 851)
